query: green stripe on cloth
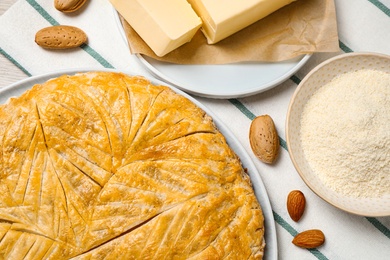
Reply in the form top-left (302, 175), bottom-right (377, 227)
top-left (339, 41), bottom-right (353, 53)
top-left (26, 0), bottom-right (114, 69)
top-left (368, 0), bottom-right (390, 16)
top-left (366, 217), bottom-right (390, 239)
top-left (81, 45), bottom-right (115, 69)
top-left (26, 0), bottom-right (59, 25)
top-left (0, 48), bottom-right (32, 77)
top-left (228, 99), bottom-right (256, 120)
top-left (273, 211), bottom-right (298, 236)
top-left (290, 75), bottom-right (301, 85)
top-left (279, 137), bottom-right (287, 151)
top-left (273, 212), bottom-right (329, 260)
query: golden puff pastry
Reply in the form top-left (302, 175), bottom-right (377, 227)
top-left (0, 72), bottom-right (265, 259)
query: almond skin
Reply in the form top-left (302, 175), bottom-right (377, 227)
top-left (54, 0), bottom-right (88, 13)
top-left (287, 190), bottom-right (306, 222)
top-left (292, 229), bottom-right (325, 249)
top-left (35, 25), bottom-right (87, 49)
top-left (249, 115), bottom-right (280, 164)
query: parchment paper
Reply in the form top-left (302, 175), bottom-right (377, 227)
top-left (119, 0), bottom-right (339, 64)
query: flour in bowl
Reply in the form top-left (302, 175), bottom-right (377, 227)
top-left (300, 69), bottom-right (390, 198)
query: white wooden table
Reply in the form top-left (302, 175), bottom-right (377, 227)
top-left (0, 0), bottom-right (26, 88)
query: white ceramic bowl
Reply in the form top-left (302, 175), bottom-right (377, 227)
top-left (286, 52), bottom-right (390, 217)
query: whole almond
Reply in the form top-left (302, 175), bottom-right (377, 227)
top-left (249, 115), bottom-right (280, 164)
top-left (287, 190), bottom-right (306, 222)
top-left (35, 25), bottom-right (87, 49)
top-left (292, 229), bottom-right (325, 249)
top-left (54, 0), bottom-right (88, 13)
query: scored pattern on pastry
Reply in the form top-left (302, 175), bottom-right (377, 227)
top-left (0, 72), bottom-right (264, 259)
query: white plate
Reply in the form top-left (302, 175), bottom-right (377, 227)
top-left (1, 68), bottom-right (277, 260)
top-left (113, 9), bottom-right (310, 99)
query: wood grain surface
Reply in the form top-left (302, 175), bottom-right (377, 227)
top-left (1, 0), bottom-right (27, 88)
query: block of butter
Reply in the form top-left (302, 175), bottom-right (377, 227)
top-left (187, 0), bottom-right (296, 44)
top-left (110, 0), bottom-right (202, 57)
